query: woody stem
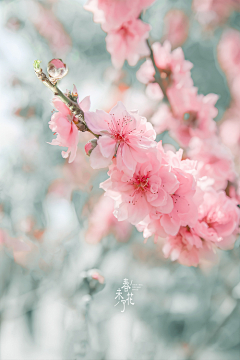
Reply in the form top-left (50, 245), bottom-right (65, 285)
top-left (34, 66), bottom-right (99, 138)
top-left (146, 39), bottom-right (169, 101)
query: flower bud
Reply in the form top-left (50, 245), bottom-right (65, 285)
top-left (47, 59), bottom-right (68, 83)
top-left (81, 269), bottom-right (105, 294)
top-left (84, 138), bottom-right (97, 156)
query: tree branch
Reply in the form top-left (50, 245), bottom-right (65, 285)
top-left (33, 62), bottom-right (98, 138)
top-left (146, 39), bottom-right (169, 101)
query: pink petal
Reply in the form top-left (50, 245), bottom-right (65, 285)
top-left (160, 214), bottom-right (180, 236)
top-left (84, 110), bottom-right (111, 135)
top-left (52, 97), bottom-right (71, 116)
top-left (122, 143), bottom-right (136, 172)
top-left (98, 135), bottom-right (117, 158)
top-left (78, 96), bottom-right (91, 112)
top-left (89, 145), bottom-right (112, 169)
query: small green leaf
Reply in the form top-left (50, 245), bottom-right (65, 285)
top-left (33, 60), bottom-right (41, 70)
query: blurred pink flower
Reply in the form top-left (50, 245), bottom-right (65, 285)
top-left (193, 0), bottom-right (239, 28)
top-left (220, 106), bottom-right (240, 159)
top-left (106, 18), bottom-right (151, 69)
top-left (30, 0), bottom-right (71, 54)
top-left (152, 41), bottom-right (193, 88)
top-left (162, 9), bottom-right (189, 48)
top-left (145, 83), bottom-right (163, 101)
top-left (188, 136), bottom-right (236, 191)
top-left (163, 226), bottom-right (216, 267)
top-left (218, 29), bottom-right (240, 80)
top-left (85, 195), bottom-right (132, 243)
top-left (167, 87), bottom-right (218, 146)
top-left (49, 96), bottom-right (90, 163)
top-left (195, 190), bottom-right (240, 250)
top-left (84, 0), bottom-right (155, 31)
top-left (84, 101), bottom-right (156, 174)
top-left (150, 103), bottom-right (173, 134)
top-left (136, 59), bottom-right (155, 84)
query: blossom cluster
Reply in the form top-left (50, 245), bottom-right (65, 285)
top-left (84, 0), bottom-right (156, 68)
top-left (46, 1), bottom-right (240, 268)
top-left (48, 95), bottom-right (239, 267)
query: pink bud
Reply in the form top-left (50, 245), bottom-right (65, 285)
top-left (47, 58), bottom-right (68, 81)
top-left (85, 139), bottom-right (97, 156)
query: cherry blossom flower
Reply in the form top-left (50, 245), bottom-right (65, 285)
top-left (193, 0), bottom-right (239, 28)
top-left (218, 29), bottom-right (240, 80)
top-left (136, 59), bottom-right (155, 84)
top-left (162, 226), bottom-right (216, 267)
top-left (29, 0), bottom-right (71, 54)
top-left (135, 146), bottom-right (199, 239)
top-left (152, 40), bottom-right (193, 88)
top-left (167, 87), bottom-right (218, 146)
top-left (188, 136), bottom-right (236, 191)
top-left (150, 103), bottom-right (173, 134)
top-left (145, 83), bottom-right (163, 101)
top-left (100, 151), bottom-right (179, 225)
top-left (84, 101), bottom-right (156, 173)
top-left (84, 0), bottom-right (155, 32)
top-left (49, 95), bottom-right (90, 163)
top-left (220, 105), bottom-right (240, 162)
top-left (194, 190), bottom-right (240, 250)
top-left (105, 18), bottom-right (151, 69)
top-left (162, 9), bottom-right (189, 48)
top-left (85, 195), bottom-right (132, 244)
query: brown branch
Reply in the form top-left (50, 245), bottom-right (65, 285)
top-left (34, 63), bottom-right (98, 138)
top-left (146, 39), bottom-right (169, 101)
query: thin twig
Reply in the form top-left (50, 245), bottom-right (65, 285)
top-left (146, 39), bottom-right (168, 100)
top-left (34, 64), bottom-right (98, 138)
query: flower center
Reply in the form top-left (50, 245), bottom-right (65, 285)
top-left (183, 111), bottom-right (198, 128)
top-left (133, 176), bottom-right (149, 192)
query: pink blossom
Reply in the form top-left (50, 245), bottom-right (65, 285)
top-left (162, 9), bottom-right (189, 48)
top-left (167, 87), bottom-right (218, 146)
top-left (100, 152), bottom-right (179, 225)
top-left (84, 0), bottom-right (155, 32)
top-left (84, 101), bottom-right (156, 173)
top-left (150, 103), bottom-right (173, 134)
top-left (105, 18), bottom-right (151, 69)
top-left (220, 106), bottom-right (240, 157)
top-left (145, 83), bottom-right (163, 101)
top-left (188, 136), bottom-right (236, 191)
top-left (49, 95), bottom-right (90, 163)
top-left (194, 190), bottom-right (240, 250)
top-left (136, 59), bottom-right (155, 84)
top-left (136, 146), bottom-right (199, 238)
top-left (163, 226), bottom-right (216, 267)
top-left (85, 195), bottom-right (132, 243)
top-left (152, 41), bottom-right (193, 88)
top-left (29, 1), bottom-right (71, 54)
top-left (218, 29), bottom-right (240, 80)
top-left (193, 0), bottom-right (239, 28)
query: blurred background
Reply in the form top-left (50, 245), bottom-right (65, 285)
top-left (0, 0), bottom-right (240, 359)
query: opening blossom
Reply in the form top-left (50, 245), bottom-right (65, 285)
top-left (194, 190), bottom-right (240, 250)
top-left (84, 101), bottom-right (156, 174)
top-left (49, 94), bottom-right (90, 163)
top-left (84, 0), bottom-right (156, 32)
top-left (163, 226), bottom-right (217, 267)
top-left (105, 18), bottom-right (151, 69)
top-left (167, 87), bottom-right (218, 146)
